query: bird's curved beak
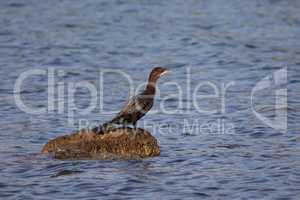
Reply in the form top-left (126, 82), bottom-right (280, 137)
top-left (161, 69), bottom-right (171, 76)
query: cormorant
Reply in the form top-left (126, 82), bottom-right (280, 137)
top-left (93, 67), bottom-right (170, 134)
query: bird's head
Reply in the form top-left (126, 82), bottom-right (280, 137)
top-left (149, 67), bottom-right (170, 82)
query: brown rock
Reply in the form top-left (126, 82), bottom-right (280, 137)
top-left (42, 128), bottom-right (160, 160)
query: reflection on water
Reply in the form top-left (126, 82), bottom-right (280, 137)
top-left (0, 0), bottom-right (300, 199)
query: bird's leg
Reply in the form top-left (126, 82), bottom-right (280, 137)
top-left (119, 118), bottom-right (125, 128)
top-left (122, 120), bottom-right (127, 129)
top-left (133, 121), bottom-right (137, 130)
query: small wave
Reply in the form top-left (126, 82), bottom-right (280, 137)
top-left (52, 169), bottom-right (83, 177)
top-left (6, 3), bottom-right (25, 7)
top-left (254, 105), bottom-right (295, 113)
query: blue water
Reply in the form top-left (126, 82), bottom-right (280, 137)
top-left (0, 0), bottom-right (300, 199)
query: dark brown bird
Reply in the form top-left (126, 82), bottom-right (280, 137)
top-left (93, 67), bottom-right (170, 134)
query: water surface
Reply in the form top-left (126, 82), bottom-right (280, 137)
top-left (0, 0), bottom-right (300, 199)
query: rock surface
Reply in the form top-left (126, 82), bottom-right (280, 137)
top-left (42, 128), bottom-right (160, 159)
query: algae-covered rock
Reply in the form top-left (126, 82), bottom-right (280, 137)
top-left (42, 128), bottom-right (160, 160)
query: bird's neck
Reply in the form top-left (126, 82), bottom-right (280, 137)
top-left (144, 77), bottom-right (157, 95)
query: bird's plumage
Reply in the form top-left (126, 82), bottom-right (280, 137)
top-left (109, 91), bottom-right (154, 126)
top-left (93, 67), bottom-right (169, 134)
